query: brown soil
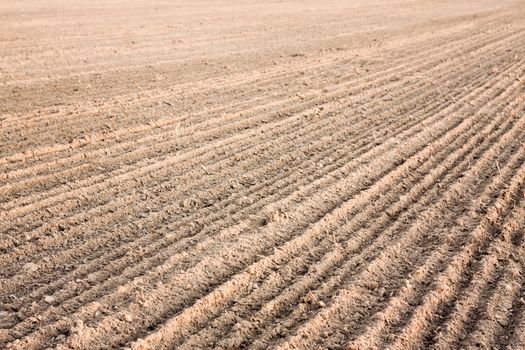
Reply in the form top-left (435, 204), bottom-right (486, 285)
top-left (1, 0), bottom-right (525, 349)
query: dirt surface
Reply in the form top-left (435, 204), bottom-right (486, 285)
top-left (1, 0), bottom-right (525, 349)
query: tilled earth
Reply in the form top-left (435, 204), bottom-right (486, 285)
top-left (1, 0), bottom-right (525, 349)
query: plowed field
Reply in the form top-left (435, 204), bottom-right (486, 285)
top-left (1, 0), bottom-right (525, 349)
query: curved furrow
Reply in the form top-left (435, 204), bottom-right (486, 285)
top-left (4, 57), bottom-right (496, 348)
top-left (0, 20), bottom-right (514, 174)
top-left (496, 249), bottom-right (525, 350)
top-left (350, 197), bottom-right (525, 350)
top-left (177, 86), bottom-right (523, 350)
top-left (2, 28), bottom-right (520, 260)
top-left (0, 54), bottom-right (471, 260)
top-left (3, 28), bottom-right (516, 205)
top-left (3, 41), bottom-right (520, 348)
top-left (0, 105), bottom-right (391, 282)
top-left (365, 159), bottom-right (525, 350)
top-left (2, 83), bottom-right (466, 286)
top-left (251, 151), bottom-right (525, 350)
top-left (2, 64), bottom-right (484, 346)
top-left (1, 21), bottom-right (511, 196)
top-left (238, 77), bottom-right (524, 348)
top-left (0, 74), bottom-right (476, 328)
top-left (6, 47), bottom-right (512, 298)
top-left (0, 109), bottom-right (434, 279)
top-left (0, 69), bottom-right (488, 344)
top-left (47, 68), bottom-right (525, 350)
top-left (500, 237), bottom-right (525, 350)
top-left (268, 111), bottom-right (525, 350)
top-left (203, 77), bottom-right (525, 350)
top-left (457, 224), bottom-right (525, 350)
top-left (3, 13), bottom-right (490, 144)
top-left (429, 201), bottom-right (525, 350)
top-left (3, 30), bottom-right (512, 262)
top-left (3, 4), bottom-right (525, 349)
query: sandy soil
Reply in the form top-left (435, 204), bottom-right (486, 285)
top-left (1, 0), bottom-right (525, 349)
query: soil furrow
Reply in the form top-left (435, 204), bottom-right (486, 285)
top-left (178, 85), bottom-right (524, 350)
top-left (270, 114), bottom-right (525, 350)
top-left (53, 68), bottom-right (524, 350)
top-left (2, 2), bottom-right (524, 348)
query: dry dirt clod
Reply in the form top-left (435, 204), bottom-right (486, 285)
top-left (44, 295), bottom-right (55, 304)
top-left (23, 262), bottom-right (39, 273)
top-left (71, 319), bottom-right (85, 335)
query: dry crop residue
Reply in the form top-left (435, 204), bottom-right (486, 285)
top-left (1, 0), bottom-right (525, 349)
